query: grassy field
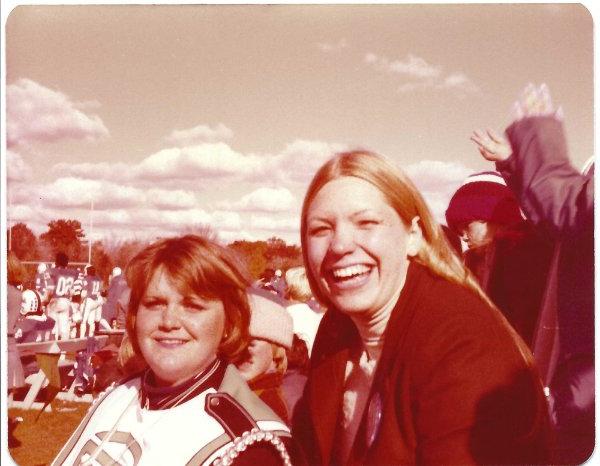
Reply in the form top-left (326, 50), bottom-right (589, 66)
top-left (8, 400), bottom-right (89, 466)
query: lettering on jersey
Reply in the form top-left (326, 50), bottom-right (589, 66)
top-left (73, 431), bottom-right (142, 466)
top-left (84, 277), bottom-right (102, 300)
top-left (55, 275), bottom-right (75, 297)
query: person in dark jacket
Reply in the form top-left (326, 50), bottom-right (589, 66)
top-left (293, 150), bottom-right (551, 465)
top-left (445, 170), bottom-right (554, 347)
top-left (471, 83), bottom-right (594, 465)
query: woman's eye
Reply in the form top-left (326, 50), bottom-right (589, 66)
top-left (357, 219), bottom-right (379, 228)
top-left (185, 302), bottom-right (206, 312)
top-left (142, 300), bottom-right (165, 310)
top-left (308, 225), bottom-right (330, 236)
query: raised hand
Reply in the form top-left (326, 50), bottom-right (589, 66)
top-left (511, 83), bottom-right (563, 122)
top-left (470, 128), bottom-right (512, 162)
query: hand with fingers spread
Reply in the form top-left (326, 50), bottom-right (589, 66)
top-left (470, 128), bottom-right (512, 162)
top-left (472, 83), bottom-right (563, 163)
top-left (511, 82), bottom-right (563, 122)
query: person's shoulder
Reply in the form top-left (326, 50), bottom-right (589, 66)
top-left (217, 365), bottom-right (289, 426)
top-left (411, 263), bottom-right (485, 315)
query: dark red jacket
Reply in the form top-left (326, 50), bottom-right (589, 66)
top-left (293, 263), bottom-right (551, 465)
top-left (464, 222), bottom-right (554, 347)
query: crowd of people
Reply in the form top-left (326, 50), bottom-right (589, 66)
top-left (7, 83), bottom-right (594, 465)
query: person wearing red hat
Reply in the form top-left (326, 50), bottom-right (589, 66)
top-left (446, 171), bottom-right (554, 347)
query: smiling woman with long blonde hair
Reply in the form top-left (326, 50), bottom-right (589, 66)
top-left (292, 150), bottom-right (551, 465)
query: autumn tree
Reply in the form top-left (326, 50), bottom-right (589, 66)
top-left (7, 222), bottom-right (38, 261)
top-left (264, 237), bottom-right (302, 271)
top-left (90, 242), bottom-right (114, 284)
top-left (103, 239), bottom-right (149, 272)
top-left (228, 240), bottom-right (268, 280)
top-left (39, 219), bottom-right (85, 261)
top-left (228, 237), bottom-right (302, 280)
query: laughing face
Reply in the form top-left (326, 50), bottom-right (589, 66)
top-left (136, 268), bottom-right (225, 387)
top-left (305, 176), bottom-right (414, 317)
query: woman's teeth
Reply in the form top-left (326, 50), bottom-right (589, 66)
top-left (332, 264), bottom-right (371, 280)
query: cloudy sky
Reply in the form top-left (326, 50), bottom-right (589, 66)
top-left (3, 3), bottom-right (594, 246)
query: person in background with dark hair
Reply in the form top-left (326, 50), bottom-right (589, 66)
top-left (8, 251), bottom-right (26, 395)
top-left (79, 264), bottom-right (104, 337)
top-left (471, 83), bottom-right (594, 465)
top-left (440, 224), bottom-right (463, 258)
top-left (103, 266), bottom-right (130, 330)
top-left (46, 252), bottom-right (78, 340)
top-left (281, 335), bottom-right (310, 420)
top-left (445, 171), bottom-right (553, 347)
top-left (7, 251), bottom-right (26, 448)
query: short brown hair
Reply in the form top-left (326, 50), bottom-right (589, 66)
top-left (125, 235), bottom-right (251, 364)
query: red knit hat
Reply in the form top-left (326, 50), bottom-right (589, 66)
top-left (445, 171), bottom-right (523, 234)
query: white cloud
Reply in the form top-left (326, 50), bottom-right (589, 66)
top-left (41, 177), bottom-right (146, 209)
top-left (221, 187), bottom-right (297, 213)
top-left (436, 72), bottom-right (480, 94)
top-left (7, 137), bottom-right (350, 243)
top-left (365, 52), bottom-right (478, 95)
top-left (146, 189), bottom-right (197, 210)
top-left (165, 123), bottom-right (234, 146)
top-left (275, 139), bottom-right (348, 183)
top-left (250, 215), bottom-right (299, 232)
top-left (365, 53), bottom-right (440, 79)
top-left (51, 161), bottom-right (133, 182)
top-left (7, 150), bottom-right (30, 182)
top-left (7, 78), bottom-right (109, 147)
top-left (317, 39), bottom-right (348, 53)
top-left (135, 143), bottom-right (264, 181)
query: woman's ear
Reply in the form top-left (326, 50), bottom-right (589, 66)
top-left (406, 216), bottom-right (424, 257)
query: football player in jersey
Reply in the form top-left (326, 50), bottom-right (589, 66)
top-left (70, 269), bottom-right (85, 338)
top-left (47, 252), bottom-right (79, 340)
top-left (34, 262), bottom-right (52, 307)
top-left (79, 264), bottom-right (104, 338)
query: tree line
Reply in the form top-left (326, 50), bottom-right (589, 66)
top-left (8, 220), bottom-right (303, 288)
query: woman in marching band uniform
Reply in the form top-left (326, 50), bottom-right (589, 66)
top-left (54, 235), bottom-right (294, 466)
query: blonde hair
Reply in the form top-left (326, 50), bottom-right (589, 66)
top-left (285, 266), bottom-right (313, 302)
top-left (301, 150), bottom-right (534, 365)
top-left (271, 343), bottom-right (288, 376)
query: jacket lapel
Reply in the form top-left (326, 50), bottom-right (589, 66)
top-left (349, 262), bottom-right (426, 465)
top-left (309, 310), bottom-right (358, 465)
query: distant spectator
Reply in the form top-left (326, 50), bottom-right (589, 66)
top-left (103, 266), bottom-right (130, 329)
top-left (7, 251), bottom-right (26, 393)
top-left (284, 266), bottom-right (325, 355)
top-left (257, 268), bottom-right (287, 298)
top-left (282, 335), bottom-right (310, 419)
top-left (446, 171), bottom-right (553, 346)
top-left (441, 224), bottom-right (463, 257)
top-left (237, 291), bottom-right (294, 423)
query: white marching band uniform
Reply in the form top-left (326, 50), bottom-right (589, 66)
top-left (52, 363), bottom-right (292, 466)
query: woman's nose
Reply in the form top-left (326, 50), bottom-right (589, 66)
top-left (330, 226), bottom-right (355, 255)
top-left (159, 305), bottom-right (181, 329)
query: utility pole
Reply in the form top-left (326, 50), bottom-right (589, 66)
top-left (88, 200), bottom-right (94, 264)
